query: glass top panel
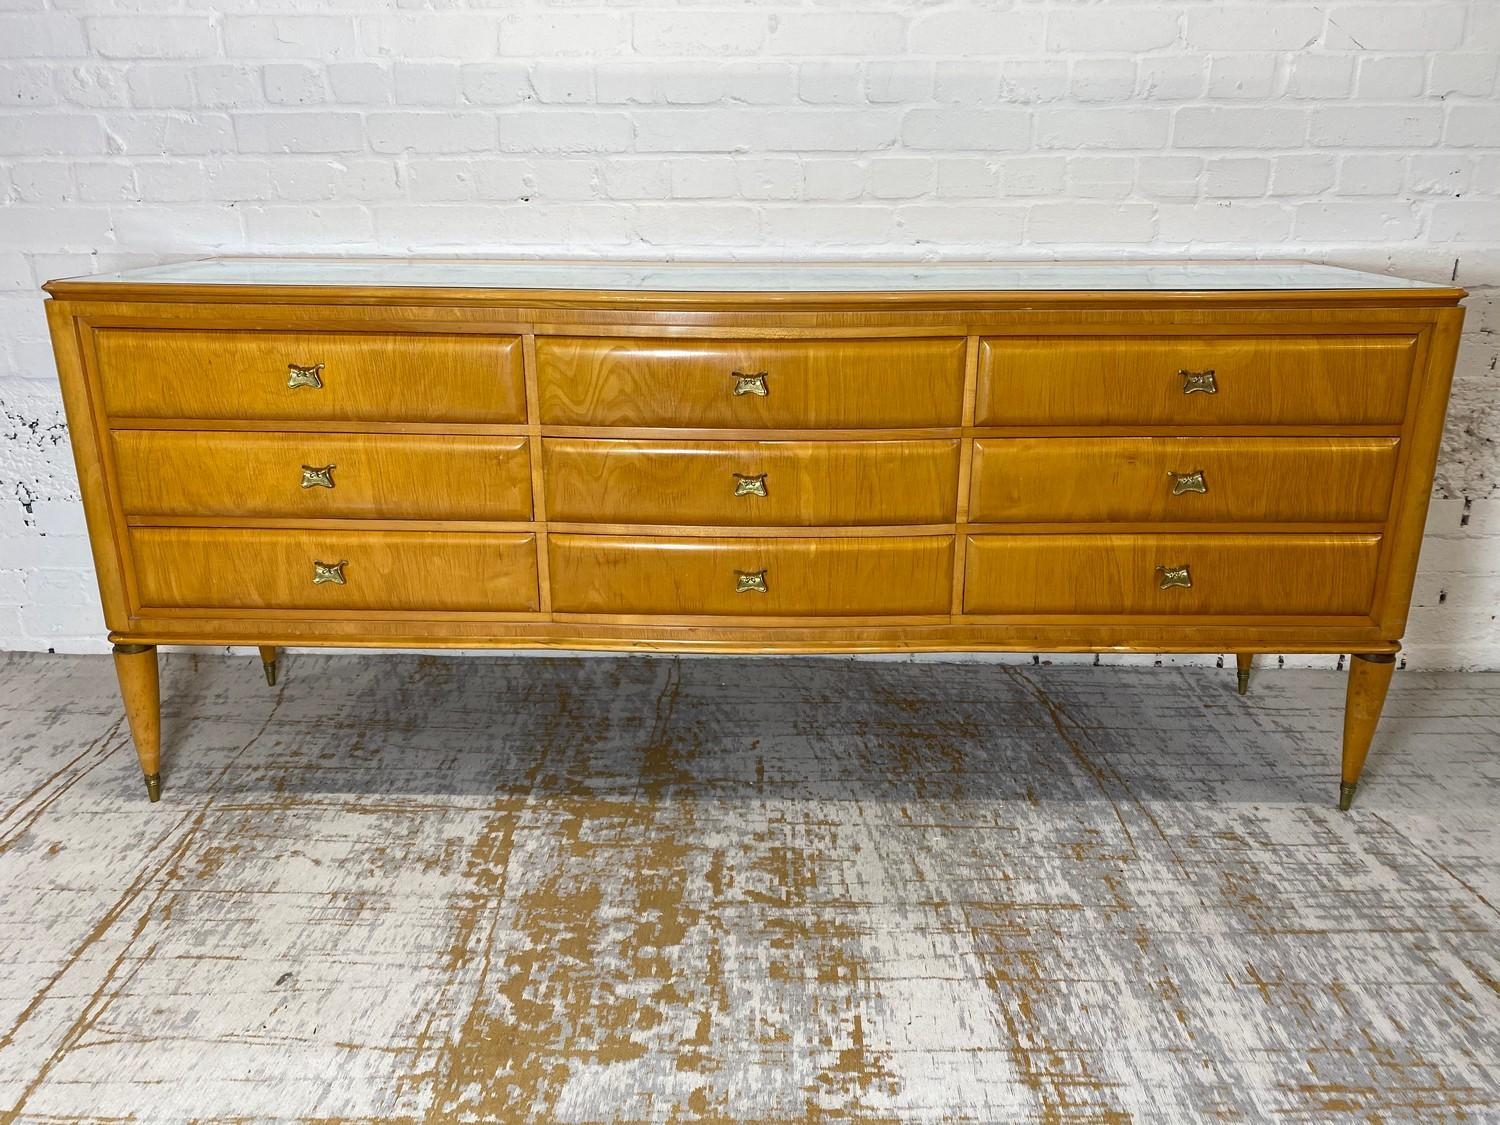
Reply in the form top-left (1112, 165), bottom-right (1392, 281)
top-left (58, 256), bottom-right (1446, 292)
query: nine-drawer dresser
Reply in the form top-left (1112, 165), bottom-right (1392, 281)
top-left (43, 258), bottom-right (1465, 809)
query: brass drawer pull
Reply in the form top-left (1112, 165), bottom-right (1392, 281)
top-left (300, 464), bottom-right (336, 490)
top-left (1168, 469), bottom-right (1207, 496)
top-left (733, 472), bottom-right (768, 498)
top-left (312, 559), bottom-right (347, 586)
top-left (1156, 564), bottom-right (1192, 590)
top-left (735, 568), bottom-right (768, 594)
top-left (731, 371), bottom-right (768, 397)
top-left (1179, 369), bottom-right (1217, 395)
top-left (287, 362), bottom-right (325, 390)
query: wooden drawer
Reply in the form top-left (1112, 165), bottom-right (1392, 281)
top-left (96, 330), bottom-right (526, 423)
top-left (963, 533), bottom-right (1381, 616)
top-left (975, 335), bottom-right (1415, 426)
top-left (969, 437), bottom-right (1399, 524)
top-left (131, 528), bottom-right (538, 612)
top-left (536, 337), bottom-right (965, 428)
top-left (113, 431), bottom-right (533, 521)
top-left (550, 535), bottom-right (953, 616)
top-left (544, 438), bottom-right (959, 526)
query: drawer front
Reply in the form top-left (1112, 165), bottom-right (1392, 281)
top-left (975, 335), bottom-right (1415, 426)
top-left (545, 438), bottom-right (960, 526)
top-left (969, 437), bottom-right (1399, 524)
top-left (536, 337), bottom-right (966, 428)
top-left (550, 535), bottom-right (953, 616)
top-left (963, 533), bottom-right (1381, 616)
top-left (131, 529), bottom-right (538, 612)
top-left (114, 431), bottom-right (533, 521)
top-left (96, 330), bottom-right (526, 423)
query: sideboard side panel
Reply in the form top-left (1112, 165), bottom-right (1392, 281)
top-left (1372, 305), bottom-right (1466, 638)
top-left (46, 302), bottom-right (133, 631)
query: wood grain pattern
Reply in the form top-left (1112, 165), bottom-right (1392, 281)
top-left (130, 528), bottom-right (540, 612)
top-left (975, 334), bottom-right (1416, 426)
top-left (544, 438), bottom-right (960, 526)
top-left (962, 533), bottom-right (1382, 616)
top-left (110, 618), bottom-right (1396, 652)
top-left (968, 437), bottom-right (1400, 523)
top-left (1343, 653), bottom-right (1397, 789)
top-left (1368, 306), bottom-right (1466, 636)
top-left (111, 643), bottom-right (160, 785)
top-left (45, 302), bottom-right (133, 629)
top-left (95, 329), bottom-right (526, 423)
top-left (112, 431), bottom-right (533, 521)
top-left (549, 534), bottom-right (954, 616)
top-left (536, 336), bottom-right (966, 427)
top-left (40, 265), bottom-right (1468, 804)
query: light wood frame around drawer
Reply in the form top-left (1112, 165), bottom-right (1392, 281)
top-left (44, 283), bottom-right (1463, 655)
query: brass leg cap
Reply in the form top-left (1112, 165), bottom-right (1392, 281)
top-left (1236, 668), bottom-right (1250, 695)
top-left (263, 660), bottom-right (278, 687)
top-left (1338, 780), bottom-right (1357, 812)
top-left (143, 773), bottom-right (162, 803)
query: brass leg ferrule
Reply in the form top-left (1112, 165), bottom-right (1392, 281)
top-left (263, 660), bottom-right (278, 687)
top-left (1236, 668), bottom-right (1250, 695)
top-left (1338, 781), bottom-right (1357, 812)
top-left (143, 773), bottom-right (162, 803)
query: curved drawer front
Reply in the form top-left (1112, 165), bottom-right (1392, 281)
top-left (131, 529), bottom-right (539, 612)
top-left (537, 337), bottom-right (966, 428)
top-left (963, 533), bottom-right (1381, 616)
top-left (96, 330), bottom-right (526, 423)
top-left (545, 438), bottom-right (960, 526)
top-left (969, 437), bottom-right (1399, 523)
top-left (114, 432), bottom-right (533, 521)
top-left (550, 535), bottom-right (953, 616)
top-left (976, 335), bottom-right (1415, 426)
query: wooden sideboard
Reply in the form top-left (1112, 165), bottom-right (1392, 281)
top-left (43, 259), bottom-right (1465, 809)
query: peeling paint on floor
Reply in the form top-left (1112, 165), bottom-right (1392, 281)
top-left (0, 653), bottom-right (1496, 1123)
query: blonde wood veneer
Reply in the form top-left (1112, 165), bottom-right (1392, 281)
top-left (96, 329), bottom-right (526, 423)
top-left (976, 334), bottom-right (1415, 426)
top-left (42, 263), bottom-right (1466, 807)
top-left (536, 336), bottom-right (966, 427)
top-left (113, 431), bottom-right (533, 521)
top-left (549, 534), bottom-right (954, 616)
top-left (963, 533), bottom-right (1382, 616)
top-left (969, 437), bottom-right (1400, 524)
top-left (544, 438), bottom-right (960, 526)
top-left (131, 528), bottom-right (539, 612)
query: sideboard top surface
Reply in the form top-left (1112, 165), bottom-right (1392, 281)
top-left (45, 257), bottom-right (1464, 307)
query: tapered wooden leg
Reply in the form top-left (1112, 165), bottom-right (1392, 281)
top-left (1340, 652), bottom-right (1396, 811)
top-left (258, 646), bottom-right (279, 686)
top-left (1235, 653), bottom-right (1253, 695)
top-left (112, 643), bottom-right (162, 802)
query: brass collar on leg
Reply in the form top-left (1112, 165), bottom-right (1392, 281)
top-left (143, 773), bottom-right (162, 803)
top-left (1338, 781), bottom-right (1358, 812)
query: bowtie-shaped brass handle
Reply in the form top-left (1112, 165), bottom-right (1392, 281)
top-left (312, 559), bottom-right (347, 586)
top-left (735, 569), bottom-right (768, 594)
top-left (287, 362), bottom-right (325, 390)
top-left (1168, 469), bottom-right (1207, 496)
top-left (731, 371), bottom-right (768, 397)
top-left (1179, 369), bottom-right (1217, 395)
top-left (1156, 564), bottom-right (1192, 590)
top-left (733, 472), bottom-right (768, 497)
top-left (300, 464), bottom-right (336, 490)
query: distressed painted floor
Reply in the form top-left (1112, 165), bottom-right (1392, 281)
top-left (0, 653), bottom-right (1496, 1124)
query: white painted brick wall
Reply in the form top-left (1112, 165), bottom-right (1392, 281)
top-left (1, 0), bottom-right (1497, 669)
